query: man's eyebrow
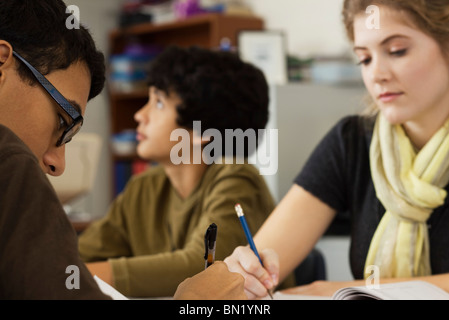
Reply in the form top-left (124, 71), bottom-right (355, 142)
top-left (68, 99), bottom-right (82, 114)
top-left (353, 34), bottom-right (411, 51)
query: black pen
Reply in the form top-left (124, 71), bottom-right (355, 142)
top-left (204, 223), bottom-right (217, 269)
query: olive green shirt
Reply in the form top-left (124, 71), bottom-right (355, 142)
top-left (79, 163), bottom-right (278, 297)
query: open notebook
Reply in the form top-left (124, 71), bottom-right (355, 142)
top-left (269, 280), bottom-right (449, 300)
top-left (331, 280), bottom-right (449, 300)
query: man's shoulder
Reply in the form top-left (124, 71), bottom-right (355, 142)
top-left (0, 125), bottom-right (37, 164)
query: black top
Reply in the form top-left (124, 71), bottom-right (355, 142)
top-left (294, 115), bottom-right (449, 279)
top-left (0, 124), bottom-right (110, 299)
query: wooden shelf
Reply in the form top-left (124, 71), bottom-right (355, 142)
top-left (109, 13), bottom-right (264, 53)
top-left (110, 13), bottom-right (224, 37)
top-left (113, 153), bottom-right (140, 161)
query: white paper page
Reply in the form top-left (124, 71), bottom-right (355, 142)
top-left (368, 281), bottom-right (449, 300)
top-left (262, 291), bottom-right (331, 300)
top-left (94, 275), bottom-right (129, 300)
top-left (333, 280), bottom-right (449, 300)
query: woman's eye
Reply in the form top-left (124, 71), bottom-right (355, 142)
top-left (357, 57), bottom-right (371, 66)
top-left (390, 49), bottom-right (407, 56)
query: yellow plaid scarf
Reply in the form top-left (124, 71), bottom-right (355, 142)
top-left (365, 113), bottom-right (449, 278)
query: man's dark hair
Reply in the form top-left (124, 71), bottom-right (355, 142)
top-left (0, 0), bottom-right (105, 100)
top-left (148, 46), bottom-right (269, 158)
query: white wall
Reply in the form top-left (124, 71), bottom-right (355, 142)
top-left (244, 0), bottom-right (350, 57)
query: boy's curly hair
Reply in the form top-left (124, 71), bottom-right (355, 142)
top-left (148, 46), bottom-right (269, 158)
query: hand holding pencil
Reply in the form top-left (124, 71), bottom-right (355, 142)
top-left (225, 204), bottom-right (279, 299)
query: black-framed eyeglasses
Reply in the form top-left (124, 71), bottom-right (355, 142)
top-left (12, 51), bottom-right (83, 146)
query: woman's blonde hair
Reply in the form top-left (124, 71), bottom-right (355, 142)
top-left (342, 0), bottom-right (449, 116)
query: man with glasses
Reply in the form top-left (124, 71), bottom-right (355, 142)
top-left (12, 51), bottom-right (84, 148)
top-left (0, 0), bottom-right (246, 300)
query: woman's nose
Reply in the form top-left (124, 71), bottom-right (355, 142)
top-left (370, 57), bottom-right (392, 84)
